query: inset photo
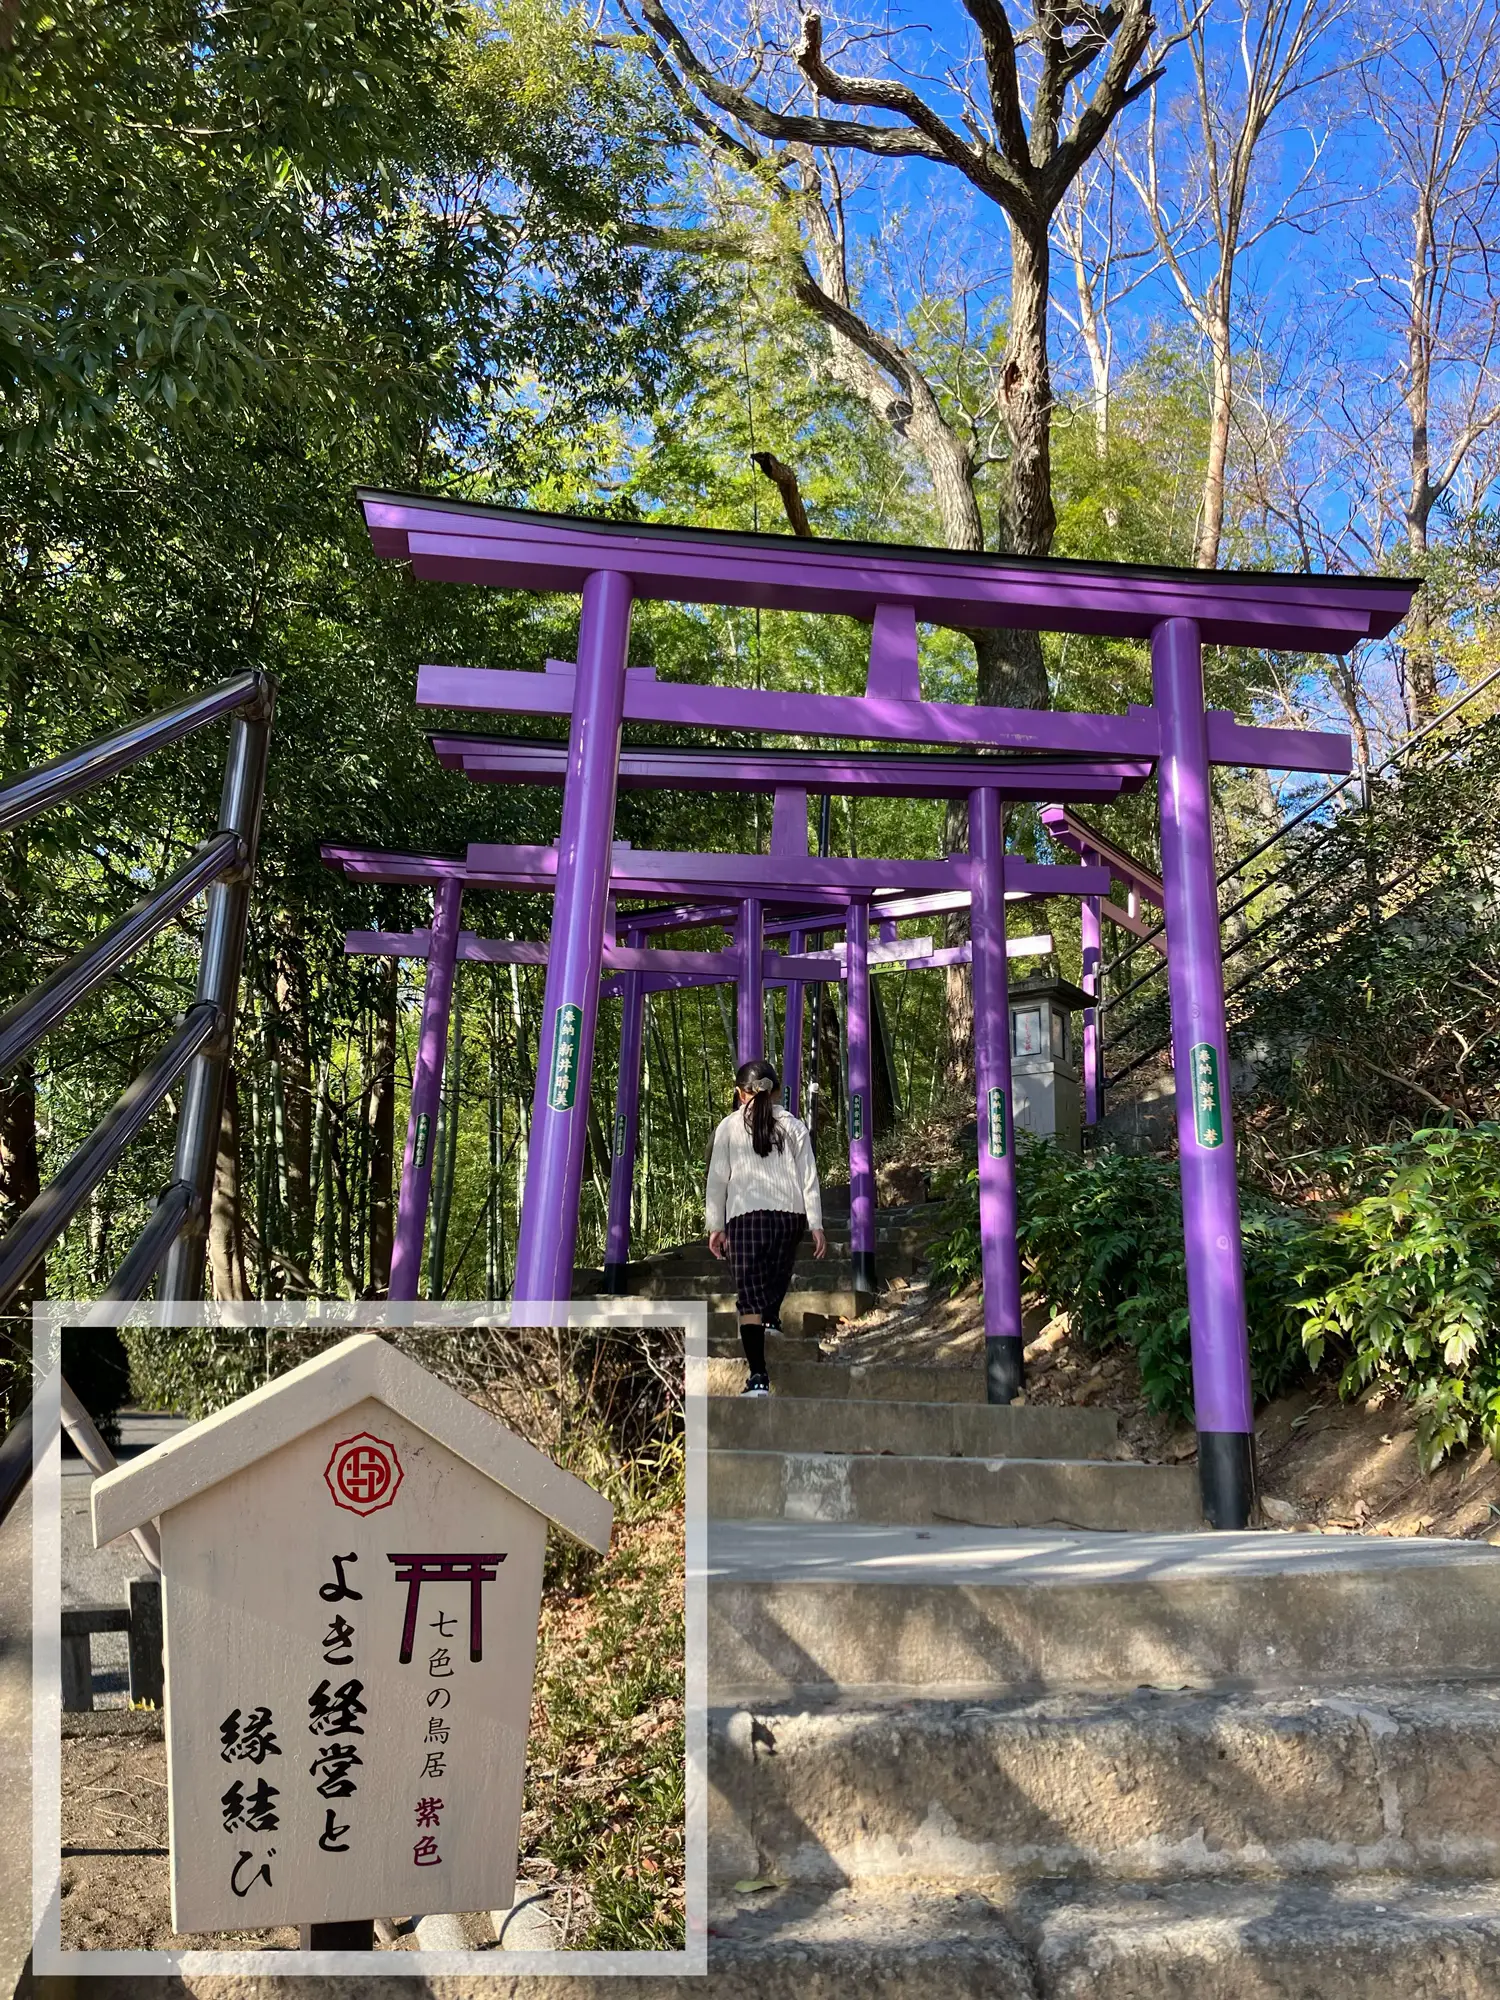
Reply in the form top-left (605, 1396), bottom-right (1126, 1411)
top-left (25, 1304), bottom-right (704, 1978)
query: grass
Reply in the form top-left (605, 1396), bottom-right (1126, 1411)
top-left (521, 1434), bottom-right (685, 1950)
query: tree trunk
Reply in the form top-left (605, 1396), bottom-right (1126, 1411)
top-left (428, 997), bottom-right (461, 1299)
top-left (870, 978), bottom-right (900, 1134)
top-left (941, 799), bottom-right (973, 1093)
top-left (0, 1061), bottom-right (44, 1303)
top-left (966, 218), bottom-right (1054, 704)
top-left (272, 932), bottom-right (313, 1296)
top-left (208, 1073), bottom-right (251, 1301)
top-left (1004, 219), bottom-right (1058, 558)
top-left (1195, 313), bottom-right (1233, 569)
top-left (366, 958), bottom-right (398, 1296)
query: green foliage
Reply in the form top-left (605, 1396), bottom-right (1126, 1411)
top-left (1296, 1126), bottom-right (1500, 1470)
top-left (933, 1128), bottom-right (1500, 1466)
top-left (528, 1515), bottom-right (684, 1949)
top-left (1, 0), bottom-right (459, 447)
top-left (930, 1140), bottom-right (1311, 1423)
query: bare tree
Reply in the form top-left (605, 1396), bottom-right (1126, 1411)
top-left (1052, 142), bottom-right (1167, 452)
top-left (621, 0), bottom-right (1163, 704)
top-left (1362, 0), bottom-right (1500, 715)
top-left (1121, 0), bottom-right (1351, 567)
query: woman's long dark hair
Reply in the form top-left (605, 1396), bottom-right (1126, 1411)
top-left (736, 1058), bottom-right (784, 1156)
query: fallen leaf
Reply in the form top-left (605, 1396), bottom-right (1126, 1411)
top-left (731, 1878), bottom-right (780, 1895)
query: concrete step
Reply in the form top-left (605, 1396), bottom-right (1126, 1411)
top-left (710, 1450), bottom-right (1200, 1533)
top-left (710, 1682), bottom-right (1500, 1891)
top-left (1010, 1876), bottom-right (1500, 1999)
top-left (697, 1880), bottom-right (1500, 1999)
top-left (708, 1329), bottom-right (825, 1361)
top-left (766, 1358), bottom-right (989, 1401)
top-left (708, 1523), bottom-right (1500, 1701)
top-left (706, 1886), bottom-right (1036, 1998)
top-left (708, 1393), bottom-right (1118, 1461)
top-left (651, 1261), bottom-right (919, 1293)
top-left (625, 1282), bottom-right (874, 1328)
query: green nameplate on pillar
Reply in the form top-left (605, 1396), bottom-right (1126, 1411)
top-left (1190, 1041), bottom-right (1225, 1149)
top-left (613, 1110), bottom-right (628, 1157)
top-left (548, 1003), bottom-right (583, 1111)
top-left (987, 1086), bottom-right (1008, 1159)
top-left (413, 1112), bottom-right (431, 1169)
top-left (849, 1092), bottom-right (865, 1141)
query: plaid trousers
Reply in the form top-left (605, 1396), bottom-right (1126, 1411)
top-left (725, 1208), bottom-right (805, 1317)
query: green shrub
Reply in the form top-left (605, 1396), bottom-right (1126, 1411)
top-left (930, 1127), bottom-right (1500, 1463)
top-left (930, 1140), bottom-right (1311, 1423)
top-left (1295, 1124), bottom-right (1500, 1468)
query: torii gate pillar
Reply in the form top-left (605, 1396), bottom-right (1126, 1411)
top-left (513, 570), bottom-right (633, 1307)
top-left (603, 929), bottom-right (646, 1293)
top-left (1154, 616), bottom-right (1257, 1528)
top-left (970, 787), bottom-right (1025, 1400)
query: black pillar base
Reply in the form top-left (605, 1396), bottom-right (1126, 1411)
top-left (851, 1250), bottom-right (878, 1298)
top-left (300, 1921), bottom-right (375, 1949)
top-left (602, 1261), bottom-right (628, 1296)
top-left (1197, 1430), bottom-right (1258, 1530)
top-left (985, 1337), bottom-right (1024, 1405)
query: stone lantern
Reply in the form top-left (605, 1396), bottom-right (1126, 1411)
top-left (1008, 975), bottom-right (1089, 1153)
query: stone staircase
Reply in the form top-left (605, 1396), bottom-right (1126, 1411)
top-left (668, 1202), bottom-right (1500, 1996)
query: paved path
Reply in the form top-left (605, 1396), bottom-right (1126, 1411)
top-left (61, 1413), bottom-right (181, 1704)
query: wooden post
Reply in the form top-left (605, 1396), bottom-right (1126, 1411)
top-left (127, 1576), bottom-right (164, 1707)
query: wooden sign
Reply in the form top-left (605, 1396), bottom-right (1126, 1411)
top-left (91, 1334), bottom-right (611, 1936)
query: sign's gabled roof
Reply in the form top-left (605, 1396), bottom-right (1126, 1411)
top-left (91, 1333), bottom-right (612, 1553)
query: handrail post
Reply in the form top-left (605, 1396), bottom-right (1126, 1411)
top-left (160, 682), bottom-right (276, 1303)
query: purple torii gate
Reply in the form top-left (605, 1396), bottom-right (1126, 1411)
top-left (325, 834), bottom-right (1106, 1351)
top-left (343, 906), bottom-right (1053, 1288)
top-left (1043, 804), bottom-right (1169, 1126)
top-left (424, 736), bottom-right (1147, 1306)
top-left (357, 489), bottom-right (1417, 1528)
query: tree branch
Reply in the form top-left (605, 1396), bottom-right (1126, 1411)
top-left (752, 451), bottom-right (813, 534)
top-left (630, 0), bottom-right (954, 163)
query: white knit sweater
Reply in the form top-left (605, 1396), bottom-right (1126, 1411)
top-left (705, 1106), bottom-right (823, 1232)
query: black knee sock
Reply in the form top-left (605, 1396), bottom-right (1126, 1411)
top-left (740, 1320), bottom-right (767, 1375)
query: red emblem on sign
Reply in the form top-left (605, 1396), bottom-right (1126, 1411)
top-left (325, 1433), bottom-right (403, 1515)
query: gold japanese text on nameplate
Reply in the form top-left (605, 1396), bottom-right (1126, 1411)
top-left (548, 1003), bottom-right (582, 1111)
top-left (1190, 1041), bottom-right (1225, 1149)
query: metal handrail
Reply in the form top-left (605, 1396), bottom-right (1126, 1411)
top-left (100, 1181), bottom-right (197, 1304)
top-left (0, 1403), bottom-right (32, 1536)
top-left (0, 1001), bottom-right (219, 1303)
top-left (0, 670), bottom-right (274, 1309)
top-left (0, 830), bottom-right (240, 1072)
top-left (1101, 666), bottom-right (1500, 984)
top-left (1099, 672), bottom-right (1500, 1079)
top-left (0, 674), bottom-right (262, 834)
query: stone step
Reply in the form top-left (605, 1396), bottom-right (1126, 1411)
top-left (766, 1358), bottom-right (989, 1401)
top-left (623, 1254), bottom-right (915, 1290)
top-left (711, 1451), bottom-right (1200, 1533)
top-left (710, 1681), bottom-right (1500, 1891)
top-left (708, 1330), bottom-right (825, 1361)
top-left (1011, 1876), bottom-right (1500, 1999)
top-left (709, 1393), bottom-right (1118, 1461)
top-left (624, 1282), bottom-right (873, 1327)
top-left (699, 1879), bottom-right (1500, 2000)
top-left (708, 1523), bottom-right (1500, 1701)
top-left (705, 1888), bottom-right (1036, 1998)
